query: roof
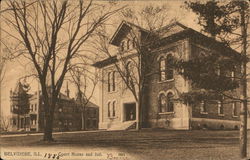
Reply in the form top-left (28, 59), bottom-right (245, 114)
top-left (94, 21), bottom-right (241, 68)
top-left (110, 20), bottom-right (150, 46)
top-left (92, 55), bottom-right (118, 68)
top-left (86, 101), bottom-right (99, 108)
top-left (13, 81), bottom-right (29, 95)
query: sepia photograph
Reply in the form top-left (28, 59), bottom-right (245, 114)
top-left (0, 0), bottom-right (250, 159)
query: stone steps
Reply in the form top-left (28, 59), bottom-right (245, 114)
top-left (107, 121), bottom-right (136, 131)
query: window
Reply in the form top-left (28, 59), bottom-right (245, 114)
top-left (125, 62), bottom-right (133, 87)
top-left (159, 54), bottom-right (174, 81)
top-left (13, 118), bottom-right (16, 125)
top-left (133, 37), bottom-right (136, 48)
top-left (216, 66), bottom-right (221, 76)
top-left (218, 101), bottom-right (224, 115)
top-left (35, 104), bottom-right (37, 111)
top-left (108, 72), bottom-right (112, 92)
top-left (159, 92), bottom-right (174, 113)
top-left (108, 71), bottom-right (116, 92)
top-left (112, 101), bottom-right (116, 117)
top-left (112, 72), bottom-right (116, 91)
top-left (108, 102), bottom-right (111, 117)
top-left (231, 66), bottom-right (236, 80)
top-left (232, 102), bottom-right (237, 117)
top-left (159, 57), bottom-right (166, 81)
top-left (121, 41), bottom-right (125, 51)
top-left (200, 101), bottom-right (207, 113)
top-left (58, 108), bottom-right (62, 112)
top-left (127, 39), bottom-right (130, 50)
top-left (159, 93), bottom-right (166, 113)
top-left (166, 92), bottom-right (174, 112)
top-left (166, 54), bottom-right (174, 80)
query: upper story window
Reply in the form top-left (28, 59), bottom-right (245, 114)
top-left (108, 72), bottom-right (112, 92)
top-left (200, 100), bottom-right (207, 114)
top-left (133, 37), bottom-right (136, 48)
top-left (232, 102), bottom-right (237, 117)
top-left (159, 57), bottom-right (166, 81)
top-left (218, 101), bottom-right (224, 115)
top-left (121, 41), bottom-right (125, 51)
top-left (127, 39), bottom-right (130, 50)
top-left (108, 71), bottom-right (116, 92)
top-left (166, 54), bottom-right (174, 80)
top-left (231, 65), bottom-right (236, 81)
top-left (125, 61), bottom-right (134, 87)
top-left (159, 54), bottom-right (174, 81)
top-left (112, 72), bottom-right (116, 91)
top-left (215, 65), bottom-right (220, 76)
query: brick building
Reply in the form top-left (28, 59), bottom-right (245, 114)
top-left (9, 82), bottom-right (99, 132)
top-left (94, 21), bottom-right (248, 130)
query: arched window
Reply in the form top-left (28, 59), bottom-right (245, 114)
top-left (133, 37), bottom-right (136, 48)
top-left (159, 93), bottom-right (166, 113)
top-left (121, 41), bottom-right (125, 51)
top-left (108, 102), bottom-right (111, 117)
top-left (112, 71), bottom-right (116, 91)
top-left (125, 61), bottom-right (133, 87)
top-left (159, 56), bottom-right (166, 81)
top-left (112, 101), bottom-right (116, 117)
top-left (108, 72), bottom-right (112, 92)
top-left (166, 92), bottom-right (174, 112)
top-left (127, 39), bottom-right (130, 50)
top-left (166, 54), bottom-right (174, 80)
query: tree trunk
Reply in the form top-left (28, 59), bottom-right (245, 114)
top-left (136, 92), bottom-right (143, 130)
top-left (43, 111), bottom-right (54, 141)
top-left (239, 8), bottom-right (248, 159)
top-left (83, 104), bottom-right (86, 130)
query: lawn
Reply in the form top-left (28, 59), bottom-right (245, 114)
top-left (1, 129), bottom-right (250, 160)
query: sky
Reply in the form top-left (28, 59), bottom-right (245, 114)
top-left (1, 0), bottom-right (248, 117)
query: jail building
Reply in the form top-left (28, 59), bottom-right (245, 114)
top-left (9, 82), bottom-right (99, 132)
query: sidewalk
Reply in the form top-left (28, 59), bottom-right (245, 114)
top-left (0, 129), bottom-right (106, 138)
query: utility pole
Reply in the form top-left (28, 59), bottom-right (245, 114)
top-left (239, 5), bottom-right (248, 158)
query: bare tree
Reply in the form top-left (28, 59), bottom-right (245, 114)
top-left (69, 64), bottom-right (99, 131)
top-left (0, 116), bottom-right (11, 132)
top-left (94, 5), bottom-right (175, 130)
top-left (2, 0), bottom-right (122, 141)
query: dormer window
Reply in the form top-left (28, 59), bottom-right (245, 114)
top-left (121, 41), bottom-right (125, 51)
top-left (133, 37), bottom-right (136, 48)
top-left (127, 39), bottom-right (130, 50)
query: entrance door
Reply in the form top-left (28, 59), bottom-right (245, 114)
top-left (124, 103), bottom-right (136, 121)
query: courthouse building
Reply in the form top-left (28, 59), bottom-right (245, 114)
top-left (94, 21), bottom-right (248, 130)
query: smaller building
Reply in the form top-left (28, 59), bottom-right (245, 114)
top-left (9, 81), bottom-right (99, 132)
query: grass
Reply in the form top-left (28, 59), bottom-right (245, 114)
top-left (1, 129), bottom-right (250, 160)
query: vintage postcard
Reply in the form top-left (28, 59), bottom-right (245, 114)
top-left (0, 0), bottom-right (250, 160)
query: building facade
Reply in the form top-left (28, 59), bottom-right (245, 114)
top-left (9, 82), bottom-right (99, 132)
top-left (94, 21), bottom-right (247, 130)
